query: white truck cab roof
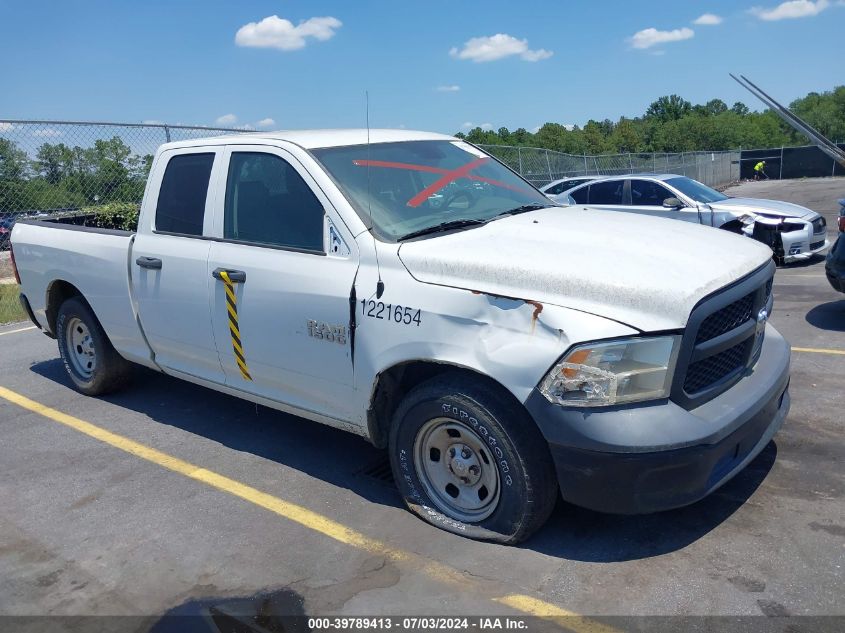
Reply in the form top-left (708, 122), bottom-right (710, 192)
top-left (158, 129), bottom-right (457, 152)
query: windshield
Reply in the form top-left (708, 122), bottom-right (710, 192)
top-left (665, 176), bottom-right (728, 203)
top-left (311, 140), bottom-right (551, 241)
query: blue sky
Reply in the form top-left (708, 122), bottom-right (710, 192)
top-left (1, 0), bottom-right (842, 134)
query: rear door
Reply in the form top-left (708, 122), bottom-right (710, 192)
top-left (586, 180), bottom-right (626, 213)
top-left (131, 147), bottom-right (226, 382)
top-left (206, 145), bottom-right (358, 420)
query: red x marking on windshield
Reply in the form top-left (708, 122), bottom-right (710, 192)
top-left (352, 158), bottom-right (530, 207)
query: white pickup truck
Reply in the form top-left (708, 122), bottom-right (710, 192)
top-left (11, 130), bottom-right (791, 543)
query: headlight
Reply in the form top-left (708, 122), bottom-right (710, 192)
top-left (539, 336), bottom-right (682, 407)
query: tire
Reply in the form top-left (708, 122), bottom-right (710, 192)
top-left (56, 297), bottom-right (131, 396)
top-left (388, 373), bottom-right (558, 544)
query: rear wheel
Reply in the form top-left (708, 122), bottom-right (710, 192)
top-left (389, 373), bottom-right (558, 544)
top-left (56, 297), bottom-right (131, 396)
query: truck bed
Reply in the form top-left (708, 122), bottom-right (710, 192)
top-left (11, 220), bottom-right (154, 366)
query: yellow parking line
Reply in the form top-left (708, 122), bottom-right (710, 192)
top-left (496, 596), bottom-right (621, 633)
top-left (792, 347), bottom-right (845, 356)
top-left (0, 385), bottom-right (605, 626)
top-left (0, 325), bottom-right (36, 336)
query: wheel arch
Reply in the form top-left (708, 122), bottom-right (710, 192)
top-left (719, 218), bottom-right (746, 234)
top-left (45, 279), bottom-right (88, 337)
top-left (366, 359), bottom-right (531, 449)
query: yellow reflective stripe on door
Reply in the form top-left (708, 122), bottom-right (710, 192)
top-left (219, 270), bottom-right (252, 381)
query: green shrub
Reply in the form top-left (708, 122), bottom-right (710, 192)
top-left (82, 202), bottom-right (140, 231)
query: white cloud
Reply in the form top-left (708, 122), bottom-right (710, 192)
top-left (215, 113), bottom-right (238, 126)
top-left (693, 13), bottom-right (723, 25)
top-left (436, 85), bottom-right (461, 92)
top-left (32, 128), bottom-right (62, 138)
top-left (256, 118), bottom-right (276, 128)
top-left (460, 122), bottom-right (494, 130)
top-left (235, 15), bottom-right (342, 51)
top-left (449, 34), bottom-right (553, 63)
top-left (0, 122), bottom-right (13, 132)
top-left (629, 27), bottom-right (694, 49)
top-left (749, 0), bottom-right (829, 20)
top-left (142, 119), bottom-right (164, 125)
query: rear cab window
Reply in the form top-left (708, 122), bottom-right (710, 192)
top-left (154, 153), bottom-right (215, 235)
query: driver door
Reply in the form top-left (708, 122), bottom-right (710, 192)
top-left (206, 145), bottom-right (358, 422)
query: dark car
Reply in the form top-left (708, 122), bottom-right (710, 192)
top-left (0, 218), bottom-right (14, 250)
top-left (825, 234), bottom-right (845, 293)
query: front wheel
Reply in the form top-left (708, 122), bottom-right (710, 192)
top-left (388, 374), bottom-right (558, 544)
top-left (56, 297), bottom-right (132, 396)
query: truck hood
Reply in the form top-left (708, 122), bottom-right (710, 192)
top-left (397, 207), bottom-right (772, 331)
top-left (710, 197), bottom-right (816, 220)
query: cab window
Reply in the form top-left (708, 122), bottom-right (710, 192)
top-left (155, 153), bottom-right (214, 235)
top-left (224, 152), bottom-right (324, 252)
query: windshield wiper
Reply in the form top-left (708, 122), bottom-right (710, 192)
top-left (397, 218), bottom-right (489, 241)
top-left (396, 204), bottom-right (553, 241)
top-left (495, 203), bottom-right (552, 217)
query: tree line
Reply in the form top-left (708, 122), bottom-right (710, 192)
top-left (1, 85), bottom-right (843, 214)
top-left (456, 86), bottom-right (845, 155)
top-left (0, 136), bottom-right (151, 213)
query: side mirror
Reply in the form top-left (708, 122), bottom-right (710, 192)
top-left (663, 197), bottom-right (683, 208)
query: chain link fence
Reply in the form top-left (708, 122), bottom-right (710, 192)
top-left (739, 144), bottom-right (845, 180)
top-left (478, 145), bottom-right (740, 189)
top-left (0, 119), bottom-right (249, 322)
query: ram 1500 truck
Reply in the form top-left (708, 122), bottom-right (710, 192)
top-left (11, 130), bottom-right (791, 543)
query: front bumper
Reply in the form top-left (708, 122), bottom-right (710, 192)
top-left (782, 233), bottom-right (828, 263)
top-left (525, 325), bottom-right (791, 514)
top-left (742, 221), bottom-right (828, 263)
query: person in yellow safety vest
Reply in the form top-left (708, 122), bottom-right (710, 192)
top-left (754, 160), bottom-right (768, 180)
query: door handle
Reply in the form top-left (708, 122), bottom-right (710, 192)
top-left (136, 256), bottom-right (163, 270)
top-left (212, 268), bottom-right (246, 283)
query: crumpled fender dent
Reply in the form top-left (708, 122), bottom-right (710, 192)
top-left (352, 247), bottom-right (639, 410)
